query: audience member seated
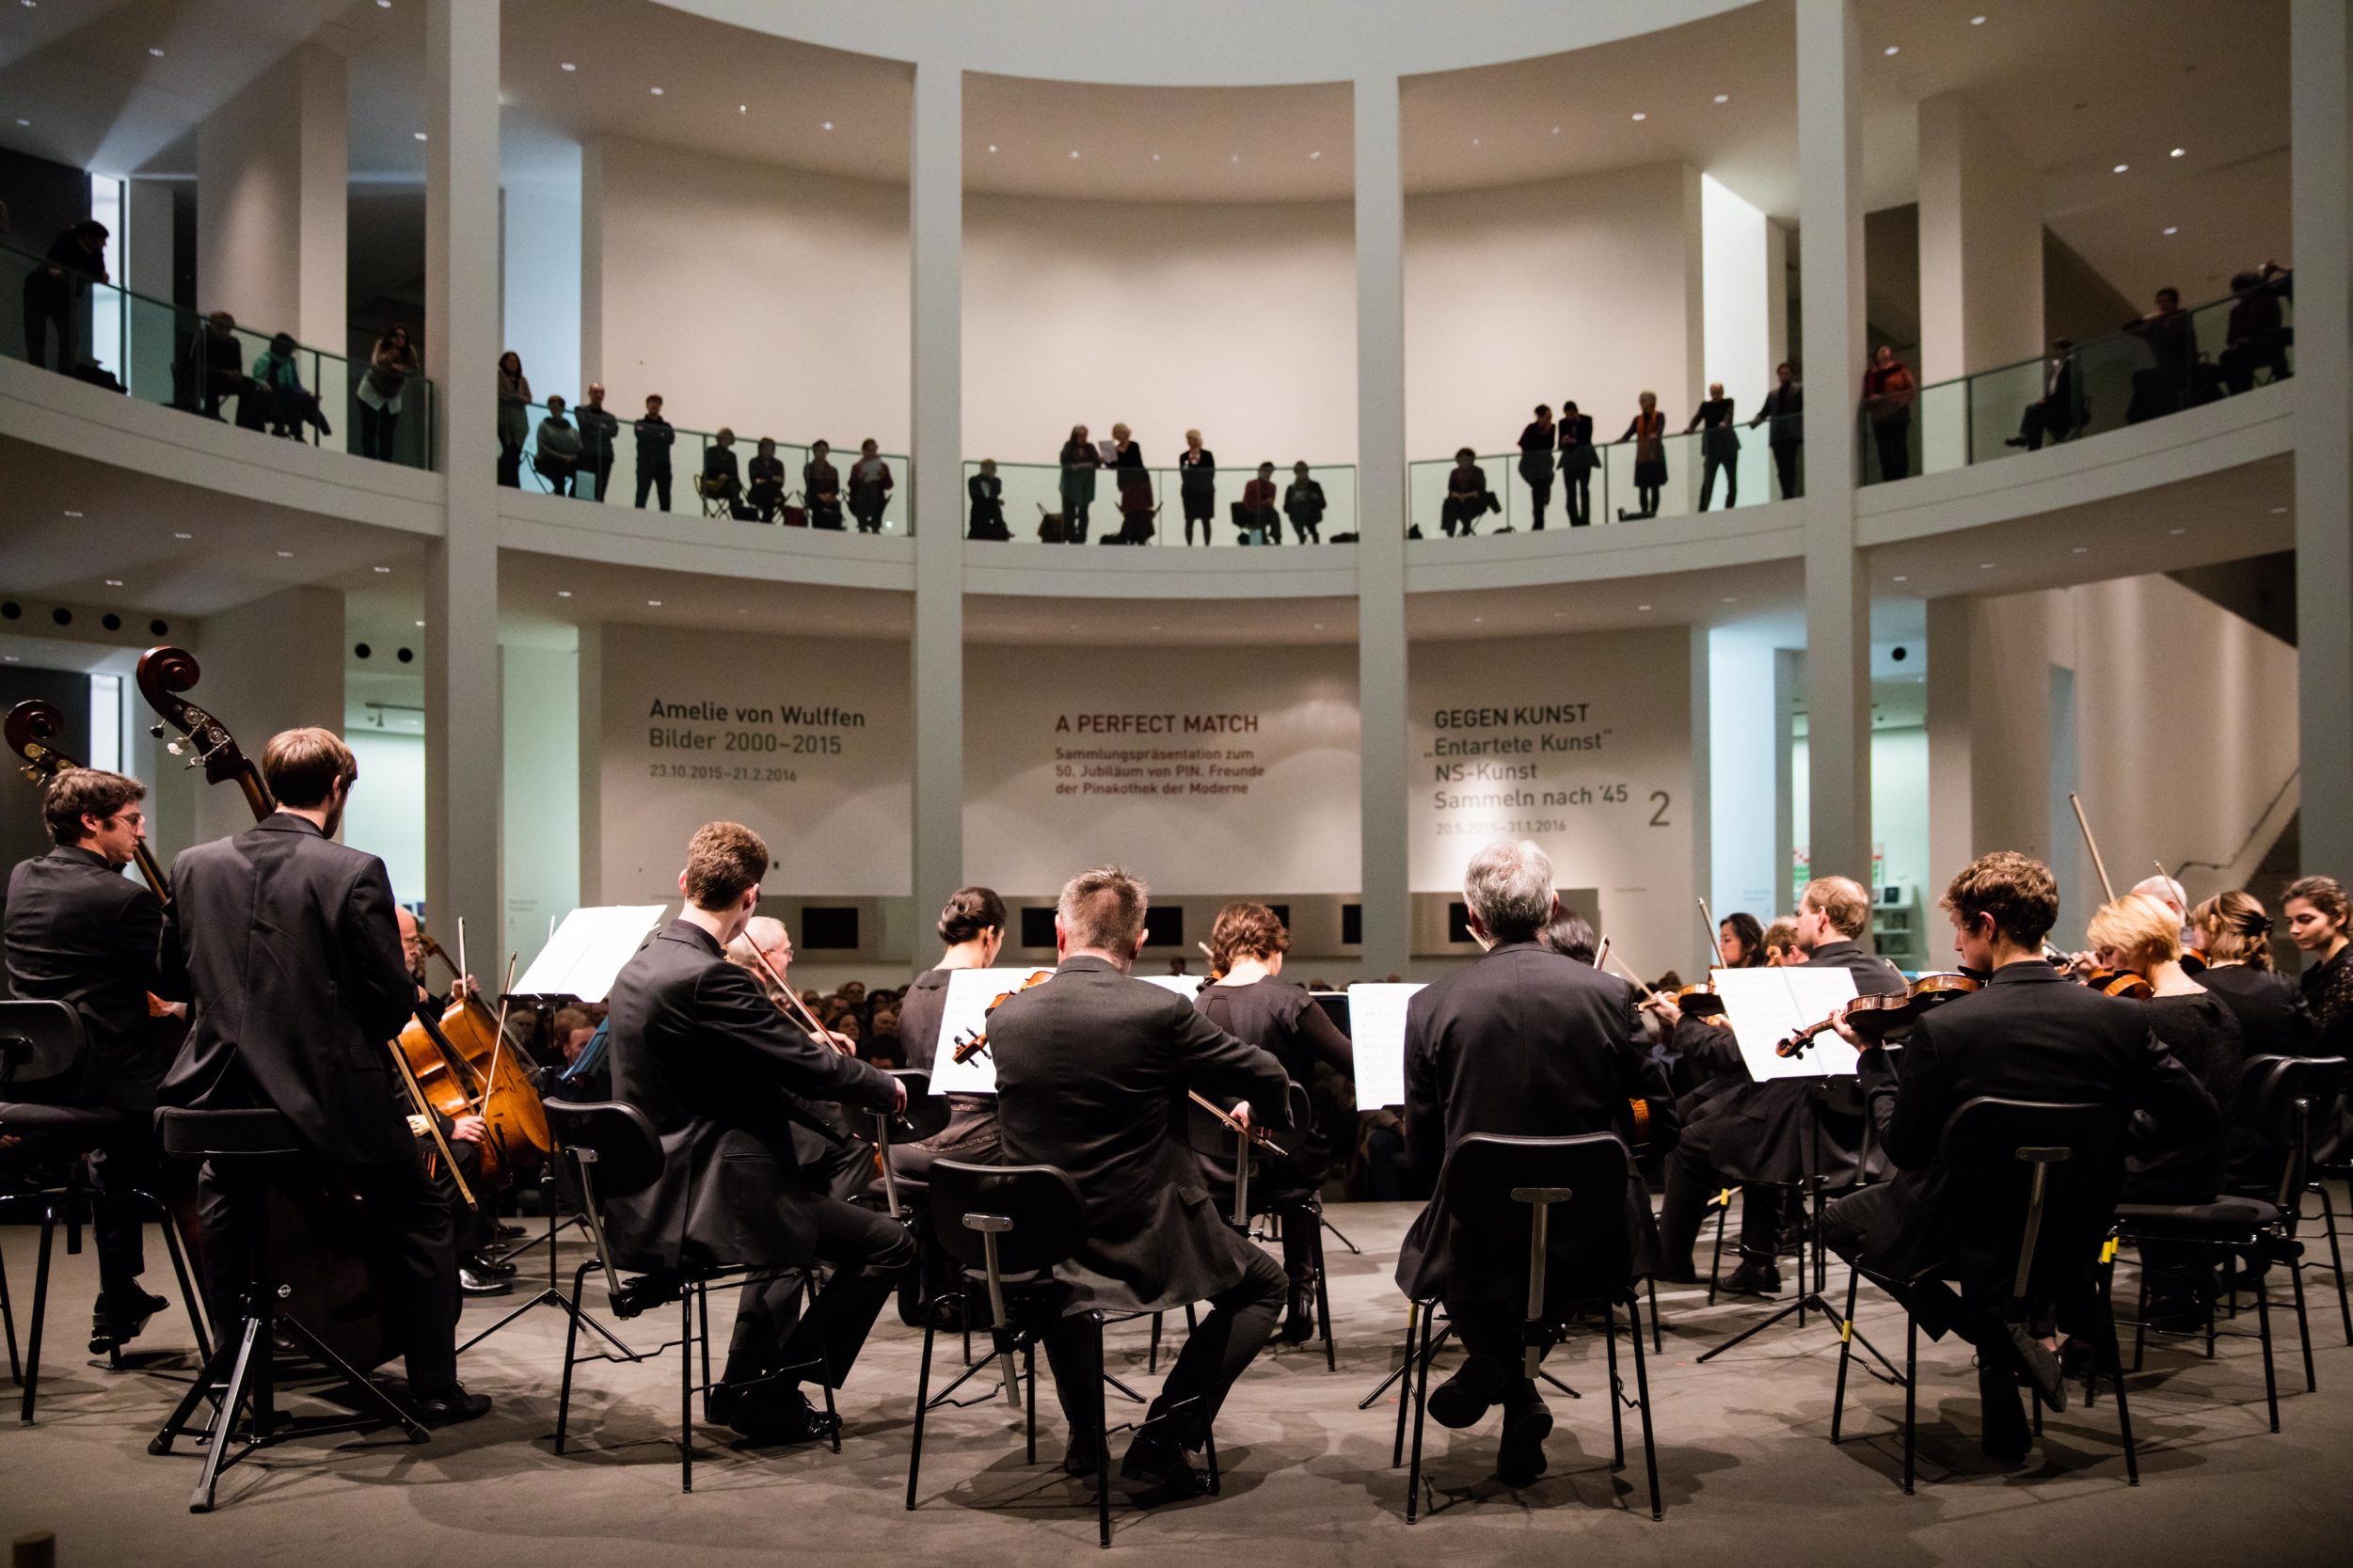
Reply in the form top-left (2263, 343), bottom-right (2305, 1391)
top-left (747, 436), bottom-right (787, 522)
top-left (1239, 461), bottom-right (1281, 544)
top-left (966, 458), bottom-right (1010, 540)
top-left (250, 332), bottom-right (330, 440)
top-left (1283, 462), bottom-right (1327, 544)
top-left (2005, 339), bottom-right (2079, 451)
top-left (804, 438), bottom-right (845, 530)
top-left (176, 311), bottom-right (256, 421)
top-left (534, 395), bottom-right (582, 495)
top-left (702, 427), bottom-right (748, 517)
top-left (1441, 447), bottom-right (1496, 537)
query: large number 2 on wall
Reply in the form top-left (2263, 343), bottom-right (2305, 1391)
top-left (1648, 790), bottom-right (1671, 827)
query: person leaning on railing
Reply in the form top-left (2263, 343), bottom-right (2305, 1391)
top-left (20, 217), bottom-right (108, 372)
top-left (2221, 261), bottom-right (2293, 394)
top-left (966, 457), bottom-right (1010, 541)
top-left (1860, 345), bottom-right (1916, 483)
top-left (495, 351), bottom-right (532, 487)
top-left (357, 325), bottom-right (419, 462)
top-left (534, 395), bottom-right (582, 496)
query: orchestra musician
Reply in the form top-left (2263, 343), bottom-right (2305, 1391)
top-left (156, 728), bottom-right (490, 1424)
top-left (1192, 899), bottom-right (1355, 1343)
top-left (1657, 877), bottom-right (1902, 1294)
top-left (888, 885), bottom-right (1009, 1180)
top-left (393, 907), bottom-right (506, 1297)
top-left (3, 768), bottom-right (183, 1354)
top-left (1820, 851), bottom-right (2218, 1465)
top-left (722, 915), bottom-right (871, 1206)
top-left (2283, 875), bottom-right (2353, 1059)
top-left (989, 865), bottom-right (1292, 1501)
top-left (1394, 840), bottom-right (1675, 1488)
top-left (600, 822), bottom-right (910, 1447)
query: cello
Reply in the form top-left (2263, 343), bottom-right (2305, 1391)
top-left (400, 931), bottom-right (554, 1189)
top-left (135, 644), bottom-right (473, 1369)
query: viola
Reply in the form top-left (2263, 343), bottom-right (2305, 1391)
top-left (1776, 972), bottom-right (1982, 1059)
top-left (2081, 966), bottom-right (2156, 1000)
top-left (949, 970), bottom-right (1056, 1065)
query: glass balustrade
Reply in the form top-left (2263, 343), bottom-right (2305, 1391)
top-left (517, 405), bottom-right (914, 535)
top-left (1, 238), bottom-right (436, 470)
top-left (1408, 420), bottom-right (1785, 538)
top-left (1863, 278), bottom-right (2293, 485)
top-left (963, 459), bottom-right (1359, 547)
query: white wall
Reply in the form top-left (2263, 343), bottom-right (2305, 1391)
top-left (1405, 161), bottom-right (1703, 456)
top-left (1708, 620), bottom-right (1789, 921)
top-left (345, 730), bottom-right (426, 906)
top-left (502, 643), bottom-right (580, 971)
top-left (503, 162), bottom-right (583, 409)
top-left (1701, 173), bottom-right (1772, 418)
top-left (582, 136), bottom-right (911, 447)
top-left (195, 43), bottom-right (345, 357)
top-left (185, 586), bottom-right (343, 849)
top-left (962, 192), bottom-right (1359, 465)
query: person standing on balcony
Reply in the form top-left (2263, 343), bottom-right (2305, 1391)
top-left (1861, 345), bottom-right (1916, 483)
top-left (1518, 404), bottom-right (1557, 529)
top-left (534, 395), bottom-right (582, 497)
top-left (495, 351), bottom-right (532, 487)
top-left (1178, 429), bottom-right (1216, 546)
top-left (1686, 382), bottom-right (1740, 511)
top-left (1557, 401), bottom-right (1598, 526)
top-left (1749, 362), bottom-right (1804, 499)
top-left (633, 392), bottom-right (675, 511)
top-left (2124, 287), bottom-right (2198, 420)
top-left (357, 325), bottom-right (419, 463)
top-left (849, 438), bottom-right (895, 533)
top-left (576, 382), bottom-right (620, 501)
top-left (1616, 392), bottom-right (1667, 519)
top-left (21, 218), bottom-right (107, 372)
top-left (1058, 424), bottom-right (1101, 543)
top-left (966, 458), bottom-right (1010, 541)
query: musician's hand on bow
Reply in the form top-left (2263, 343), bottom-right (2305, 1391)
top-left (453, 974), bottom-right (483, 1003)
top-left (806, 1026), bottom-right (858, 1057)
top-left (452, 1114), bottom-right (488, 1145)
top-left (1650, 997), bottom-right (1683, 1028)
top-left (1229, 1101), bottom-right (1253, 1130)
top-left (888, 1077), bottom-right (909, 1115)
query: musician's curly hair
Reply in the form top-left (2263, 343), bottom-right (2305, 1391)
top-left (1941, 850), bottom-right (2059, 947)
top-left (683, 821), bottom-right (769, 910)
top-left (1209, 901), bottom-right (1290, 973)
top-left (40, 768), bottom-right (144, 847)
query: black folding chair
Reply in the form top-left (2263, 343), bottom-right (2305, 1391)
top-left (1189, 1082), bottom-right (1338, 1370)
top-left (1830, 1097), bottom-right (2136, 1494)
top-left (0, 999), bottom-right (209, 1424)
top-left (1394, 1132), bottom-right (1661, 1524)
top-left (547, 1101), bottom-right (839, 1493)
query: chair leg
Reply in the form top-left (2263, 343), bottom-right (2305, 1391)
top-left (1628, 1293), bottom-right (1662, 1521)
top-left (554, 1259), bottom-right (593, 1455)
top-left (2284, 1241), bottom-right (2316, 1394)
top-left (1707, 1199), bottom-right (1728, 1305)
top-left (2100, 1261), bottom-right (2138, 1486)
top-left (1024, 1339), bottom-right (1038, 1465)
top-left (1900, 1311), bottom-right (1917, 1496)
top-left (2252, 1268), bottom-right (2280, 1433)
top-left (1647, 1275), bottom-right (1662, 1354)
top-left (907, 1310), bottom-right (936, 1510)
top-left (1094, 1317), bottom-right (1111, 1549)
top-left (2316, 1182), bottom-right (2352, 1344)
top-left (1830, 1265), bottom-right (1860, 1445)
top-left (2130, 1255), bottom-right (2151, 1372)
top-left (153, 1200), bottom-right (213, 1370)
top-left (1312, 1213), bottom-right (1337, 1372)
top-left (1603, 1298), bottom-right (1626, 1469)
top-left (1148, 1311), bottom-right (1162, 1375)
top-left (680, 1288), bottom-right (696, 1493)
top-left (0, 1237), bottom-right (15, 1386)
top-left (1391, 1305), bottom-right (1419, 1468)
top-left (20, 1203), bottom-right (56, 1425)
top-left (1407, 1300), bottom-right (1434, 1524)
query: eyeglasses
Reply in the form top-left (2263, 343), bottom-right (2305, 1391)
top-left (104, 811), bottom-right (145, 829)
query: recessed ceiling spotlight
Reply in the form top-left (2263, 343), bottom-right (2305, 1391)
top-left (987, 143), bottom-right (998, 152)
top-left (413, 131), bottom-right (427, 141)
top-left (1069, 149), bottom-right (1079, 159)
top-left (1971, 14), bottom-right (1986, 24)
top-left (820, 120), bottom-right (834, 131)
top-left (1471, 137), bottom-right (1482, 147)
top-left (1893, 574), bottom-right (1909, 582)
top-left (1713, 93), bottom-right (1730, 103)
top-left (172, 531), bottom-right (191, 539)
top-left (1550, 125), bottom-right (1561, 135)
top-left (2112, 163), bottom-right (2128, 174)
top-left (1630, 111), bottom-right (1646, 121)
top-left (1721, 595), bottom-right (1738, 603)
top-left (14, 119), bottom-right (28, 127)
top-left (649, 86), bottom-right (663, 96)
top-left (1471, 616), bottom-right (1484, 624)
top-left (1883, 44), bottom-right (1899, 56)
top-left (276, 549), bottom-right (294, 558)
top-left (739, 105), bottom-right (747, 114)
top-left (646, 599), bottom-right (661, 607)
top-left (377, 0), bottom-right (390, 8)
top-left (1312, 622), bottom-right (1323, 629)
top-left (62, 509), bottom-right (81, 517)
top-left (104, 578), bottom-right (122, 587)
top-left (1151, 152), bottom-right (1160, 161)
top-left (414, 620), bottom-right (425, 627)
top-left (1979, 562), bottom-right (1995, 569)
top-left (2072, 546), bottom-right (2090, 554)
top-left (2163, 226), bottom-right (2178, 235)
top-left (1309, 150), bottom-right (1321, 159)
top-left (2269, 506), bottom-right (2288, 515)
top-left (2168, 527), bottom-right (2186, 535)
top-left (1229, 152), bottom-right (1240, 162)
top-left (560, 61), bottom-right (576, 71)
top-left (372, 565), bottom-right (392, 574)
top-left (1638, 604), bottom-right (1653, 611)
top-left (148, 46), bottom-right (165, 57)
top-left (2170, 147), bottom-right (2186, 158)
top-left (557, 590), bottom-right (573, 597)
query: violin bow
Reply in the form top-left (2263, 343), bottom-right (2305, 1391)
top-left (1698, 897), bottom-right (1727, 969)
top-left (744, 942), bottom-right (850, 1053)
top-left (474, 955), bottom-right (519, 1151)
top-left (1187, 1089), bottom-right (1286, 1158)
top-left (2068, 792), bottom-right (2119, 904)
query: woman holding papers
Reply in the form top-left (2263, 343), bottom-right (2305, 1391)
top-left (1194, 901), bottom-right (1354, 1342)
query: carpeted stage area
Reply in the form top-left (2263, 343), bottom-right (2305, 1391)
top-left (3, 1200), bottom-right (2349, 1566)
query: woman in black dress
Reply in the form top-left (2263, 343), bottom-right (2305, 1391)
top-left (1518, 404), bottom-right (1556, 530)
top-left (1617, 390), bottom-right (1667, 519)
top-left (2192, 891), bottom-right (2319, 1193)
top-left (2285, 875), bottom-right (2353, 1058)
top-left (1557, 400), bottom-right (1598, 527)
top-left (1193, 901), bottom-right (1353, 1341)
top-left (1178, 429), bottom-right (1216, 546)
top-left (891, 886), bottom-right (1010, 1179)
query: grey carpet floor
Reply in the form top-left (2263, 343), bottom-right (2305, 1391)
top-left (3, 1200), bottom-right (2348, 1566)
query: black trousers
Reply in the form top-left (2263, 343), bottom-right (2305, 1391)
top-left (1524, 471), bottom-right (1552, 529)
top-left (358, 403), bottom-right (399, 462)
top-left (1044, 1242), bottom-right (1286, 1451)
top-left (586, 456), bottom-right (614, 502)
top-left (1771, 441), bottom-right (1802, 499)
top-left (1660, 1116), bottom-right (1781, 1274)
top-left (1445, 1301), bottom-right (1551, 1413)
top-left (635, 467), bottom-right (672, 510)
top-left (1869, 415), bottom-right (1911, 482)
top-left (1699, 452), bottom-right (1736, 510)
top-left (423, 1134), bottom-right (492, 1260)
top-left (90, 1131), bottom-right (166, 1304)
top-left (22, 274), bottom-right (73, 370)
top-left (198, 1149), bottom-right (460, 1393)
top-left (723, 1191), bottom-right (913, 1391)
top-left (1563, 468), bottom-right (1592, 526)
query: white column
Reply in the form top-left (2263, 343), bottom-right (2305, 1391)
top-left (124, 179), bottom-right (176, 404)
top-left (909, 60), bottom-right (966, 927)
top-left (195, 43), bottom-right (345, 368)
top-left (422, 0), bottom-right (502, 944)
top-left (2293, 0), bottom-right (2353, 876)
top-left (1355, 74), bottom-right (1410, 977)
top-left (1916, 92), bottom-right (2043, 384)
top-left (1924, 594), bottom-right (1974, 895)
top-left (1797, 0), bottom-right (1872, 884)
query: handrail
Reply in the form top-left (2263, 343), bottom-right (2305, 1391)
top-left (1899, 277), bottom-right (2284, 400)
top-left (2170, 768), bottom-right (2300, 879)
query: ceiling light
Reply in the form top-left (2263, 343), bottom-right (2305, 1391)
top-left (1069, 150), bottom-right (1079, 159)
top-left (377, 0), bottom-right (391, 8)
top-left (1630, 111), bottom-right (1646, 121)
top-left (1638, 604), bottom-right (1653, 611)
top-left (276, 549), bottom-right (294, 558)
top-left (1310, 150), bottom-right (1321, 160)
top-left (1892, 574), bottom-right (1909, 583)
top-left (2170, 147), bottom-right (2186, 158)
top-left (414, 620), bottom-right (425, 627)
top-left (1230, 153), bottom-right (1240, 163)
top-left (1979, 562), bottom-right (1995, 569)
top-left (2169, 527), bottom-right (2186, 535)
top-left (1883, 44), bottom-right (1899, 55)
top-left (2163, 226), bottom-right (2178, 235)
top-left (1721, 595), bottom-right (1738, 603)
top-left (2270, 506), bottom-right (2288, 515)
top-left (1550, 125), bottom-right (1561, 135)
top-left (1311, 622), bottom-right (1323, 629)
top-left (987, 143), bottom-right (998, 152)
top-left (646, 599), bottom-right (661, 607)
top-left (820, 120), bottom-right (834, 131)
top-left (1471, 138), bottom-right (1482, 147)
top-left (372, 565), bottom-right (391, 574)
top-left (561, 62), bottom-right (576, 71)
top-left (557, 590), bottom-right (573, 598)
top-left (62, 509), bottom-right (81, 517)
top-left (2112, 163), bottom-right (2128, 174)
top-left (13, 119), bottom-right (27, 127)
top-left (2072, 546), bottom-right (2090, 554)
top-left (104, 578), bottom-right (122, 587)
top-left (1471, 616), bottom-right (1483, 624)
top-left (172, 531), bottom-right (191, 539)
top-left (739, 105), bottom-right (747, 114)
top-left (1713, 93), bottom-right (1730, 103)
top-left (649, 86), bottom-right (663, 96)
top-left (148, 46), bottom-right (166, 56)
top-left (413, 131), bottom-right (427, 141)
top-left (1151, 152), bottom-right (1160, 162)
top-left (1971, 14), bottom-right (1987, 24)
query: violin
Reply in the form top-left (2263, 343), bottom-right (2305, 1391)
top-left (948, 970), bottom-right (1056, 1064)
top-left (1776, 972), bottom-right (1982, 1059)
top-left (1643, 981), bottom-right (1726, 1021)
top-left (6, 700), bottom-right (173, 901)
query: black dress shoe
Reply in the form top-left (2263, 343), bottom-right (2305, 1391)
top-left (465, 1254), bottom-right (519, 1278)
top-left (89, 1289), bottom-right (170, 1354)
top-left (717, 1386), bottom-right (839, 1446)
top-left (493, 1223), bottom-right (528, 1242)
top-left (2006, 1323), bottom-right (2066, 1413)
top-left (1279, 1289), bottom-right (1317, 1344)
top-left (1496, 1400), bottom-right (1553, 1487)
top-left (1722, 1260), bottom-right (1783, 1297)
top-left (412, 1385), bottom-right (493, 1427)
top-left (1062, 1429), bottom-right (1105, 1478)
top-left (1427, 1354), bottom-right (1511, 1430)
top-left (460, 1268), bottom-right (514, 1296)
top-left (1119, 1435), bottom-right (1211, 1501)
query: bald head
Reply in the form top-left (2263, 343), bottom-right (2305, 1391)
top-left (725, 915), bottom-right (792, 979)
top-left (2130, 875), bottom-right (2186, 919)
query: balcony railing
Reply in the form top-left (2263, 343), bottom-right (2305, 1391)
top-left (1410, 416), bottom-right (1795, 537)
top-left (962, 458), bottom-right (1359, 546)
top-left (2, 238), bottom-right (437, 471)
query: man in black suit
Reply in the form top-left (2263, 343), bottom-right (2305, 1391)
top-left (602, 822), bottom-right (909, 1446)
top-left (1658, 875), bottom-right (1904, 1296)
top-left (4, 768), bottom-right (182, 1352)
top-left (1394, 839), bottom-right (1676, 1487)
top-left (991, 865), bottom-right (1291, 1499)
top-left (1822, 850), bottom-right (2218, 1462)
top-left (1748, 361), bottom-right (1804, 499)
top-left (156, 728), bottom-right (488, 1424)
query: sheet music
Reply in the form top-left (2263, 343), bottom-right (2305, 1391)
top-left (925, 967), bottom-right (1058, 1095)
top-left (512, 905), bottom-right (667, 1002)
top-left (1714, 965), bottom-right (1861, 1080)
top-left (1346, 982), bottom-right (1426, 1109)
top-left (1139, 973), bottom-right (1204, 1000)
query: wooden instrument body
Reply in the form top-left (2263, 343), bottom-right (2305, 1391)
top-left (1776, 972), bottom-right (1982, 1058)
top-left (396, 999), bottom-right (552, 1188)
